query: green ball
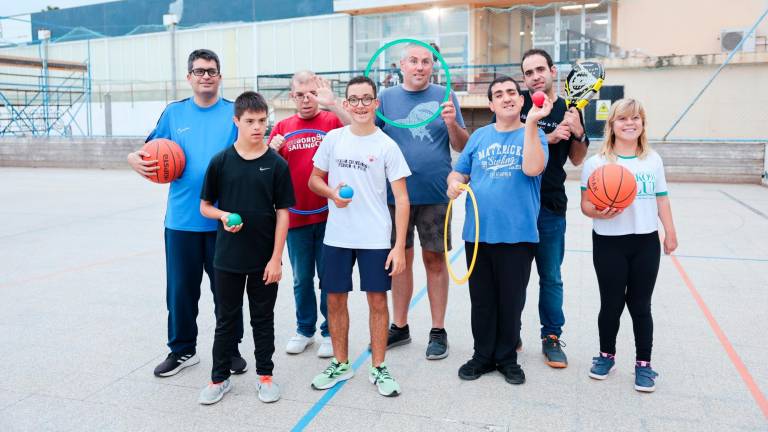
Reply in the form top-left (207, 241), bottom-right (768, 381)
top-left (227, 213), bottom-right (242, 227)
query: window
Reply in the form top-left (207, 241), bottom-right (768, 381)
top-left (533, 2), bottom-right (612, 62)
top-left (353, 6), bottom-right (469, 71)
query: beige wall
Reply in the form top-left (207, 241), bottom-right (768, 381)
top-left (604, 60), bottom-right (768, 139)
top-left (616, 0), bottom-right (768, 56)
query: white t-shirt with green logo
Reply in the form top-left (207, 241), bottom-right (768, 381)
top-left (580, 151), bottom-right (668, 236)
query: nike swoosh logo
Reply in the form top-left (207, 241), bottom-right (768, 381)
top-left (177, 127), bottom-right (190, 133)
top-left (259, 167), bottom-right (270, 171)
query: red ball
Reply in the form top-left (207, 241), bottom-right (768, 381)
top-left (531, 91), bottom-right (546, 108)
top-left (586, 164), bottom-right (637, 210)
top-left (141, 138), bottom-right (185, 184)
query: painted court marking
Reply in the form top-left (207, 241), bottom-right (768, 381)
top-left (0, 249), bottom-right (161, 289)
top-left (291, 246), bottom-right (466, 432)
top-left (670, 255), bottom-right (768, 420)
top-left (720, 190), bottom-right (768, 220)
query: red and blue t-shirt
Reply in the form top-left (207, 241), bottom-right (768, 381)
top-left (269, 110), bottom-right (344, 229)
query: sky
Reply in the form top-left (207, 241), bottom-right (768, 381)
top-left (1, 0), bottom-right (114, 17)
top-left (0, 1), bottom-right (115, 43)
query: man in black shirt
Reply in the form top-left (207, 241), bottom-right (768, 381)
top-left (198, 91), bottom-right (295, 405)
top-left (519, 49), bottom-right (588, 369)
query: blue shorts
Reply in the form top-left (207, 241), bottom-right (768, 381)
top-left (320, 245), bottom-right (392, 293)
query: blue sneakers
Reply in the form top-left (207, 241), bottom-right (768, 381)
top-left (634, 361), bottom-right (659, 392)
top-left (589, 353), bottom-right (616, 380)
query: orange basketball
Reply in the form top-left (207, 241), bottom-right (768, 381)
top-left (141, 138), bottom-right (185, 184)
top-left (586, 164), bottom-right (637, 210)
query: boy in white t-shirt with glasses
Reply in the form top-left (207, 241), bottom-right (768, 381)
top-left (308, 76), bottom-right (411, 397)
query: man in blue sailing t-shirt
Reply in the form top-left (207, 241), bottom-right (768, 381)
top-left (376, 43), bottom-right (469, 360)
top-left (127, 49), bottom-right (245, 377)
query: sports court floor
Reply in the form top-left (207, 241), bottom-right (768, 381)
top-left (0, 167), bottom-right (766, 431)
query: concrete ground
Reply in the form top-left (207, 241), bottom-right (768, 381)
top-left (0, 167), bottom-right (766, 431)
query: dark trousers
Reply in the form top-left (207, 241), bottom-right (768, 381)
top-left (467, 241), bottom-right (534, 367)
top-left (592, 231), bottom-right (660, 361)
top-left (164, 228), bottom-right (243, 354)
top-left (212, 269), bottom-right (278, 382)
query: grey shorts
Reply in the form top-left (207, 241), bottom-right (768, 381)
top-left (389, 203), bottom-right (452, 252)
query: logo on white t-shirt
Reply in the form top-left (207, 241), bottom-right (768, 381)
top-left (335, 159), bottom-right (368, 172)
top-left (635, 171), bottom-right (656, 198)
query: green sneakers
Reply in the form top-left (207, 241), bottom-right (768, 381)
top-left (312, 358), bottom-right (401, 397)
top-left (368, 363), bottom-right (401, 397)
top-left (311, 358), bottom-right (354, 390)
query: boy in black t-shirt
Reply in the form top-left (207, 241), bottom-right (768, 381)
top-left (197, 91), bottom-right (295, 405)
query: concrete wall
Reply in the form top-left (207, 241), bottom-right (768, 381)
top-left (2, 137), bottom-right (765, 184)
top-left (601, 54), bottom-right (768, 140)
top-left (0, 137), bottom-right (142, 169)
top-left (563, 141), bottom-right (766, 184)
top-left (616, 0), bottom-right (768, 56)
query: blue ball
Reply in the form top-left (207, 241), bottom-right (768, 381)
top-left (339, 185), bottom-right (354, 199)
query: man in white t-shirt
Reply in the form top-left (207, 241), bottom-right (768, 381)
top-left (308, 76), bottom-right (411, 397)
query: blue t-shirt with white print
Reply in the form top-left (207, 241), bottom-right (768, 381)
top-left (376, 84), bottom-right (465, 205)
top-left (146, 97), bottom-right (237, 232)
top-left (454, 124), bottom-right (549, 244)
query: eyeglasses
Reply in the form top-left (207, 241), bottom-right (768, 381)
top-left (346, 96), bottom-right (375, 107)
top-left (190, 68), bottom-right (220, 77)
top-left (292, 91), bottom-right (318, 101)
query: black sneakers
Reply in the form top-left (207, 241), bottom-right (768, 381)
top-left (386, 323), bottom-right (412, 349)
top-left (425, 328), bottom-right (449, 360)
top-left (154, 352), bottom-right (200, 377)
top-left (458, 358), bottom-right (496, 380)
top-left (154, 352), bottom-right (247, 377)
top-left (230, 355), bottom-right (248, 375)
top-left (498, 363), bottom-right (526, 385)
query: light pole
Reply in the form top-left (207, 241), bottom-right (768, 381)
top-left (38, 29), bottom-right (51, 135)
top-left (163, 14), bottom-right (179, 101)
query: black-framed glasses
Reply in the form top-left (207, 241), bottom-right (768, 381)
top-left (347, 96), bottom-right (375, 107)
top-left (190, 68), bottom-right (220, 77)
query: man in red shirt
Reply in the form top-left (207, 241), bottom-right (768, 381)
top-left (268, 71), bottom-right (349, 358)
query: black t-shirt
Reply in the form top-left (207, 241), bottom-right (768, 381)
top-left (201, 146), bottom-right (295, 273)
top-left (491, 91), bottom-right (588, 216)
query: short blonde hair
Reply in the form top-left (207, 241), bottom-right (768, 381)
top-left (600, 98), bottom-right (651, 161)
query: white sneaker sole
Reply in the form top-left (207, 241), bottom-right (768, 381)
top-left (634, 384), bottom-right (656, 392)
top-left (157, 354), bottom-right (200, 377)
top-left (588, 365), bottom-right (616, 380)
top-left (311, 371), bottom-right (354, 390)
top-left (286, 338), bottom-right (314, 354)
top-left (426, 347), bottom-right (449, 360)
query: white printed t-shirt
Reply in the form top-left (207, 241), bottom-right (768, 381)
top-left (313, 126), bottom-right (411, 249)
top-left (580, 151), bottom-right (668, 236)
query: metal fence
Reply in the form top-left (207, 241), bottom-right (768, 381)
top-left (255, 62), bottom-right (576, 101)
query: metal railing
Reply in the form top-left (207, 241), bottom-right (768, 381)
top-left (255, 62), bottom-right (576, 101)
top-left (563, 30), bottom-right (624, 61)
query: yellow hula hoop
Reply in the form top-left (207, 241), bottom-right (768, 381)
top-left (444, 183), bottom-right (479, 285)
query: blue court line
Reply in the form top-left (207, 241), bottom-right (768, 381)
top-left (566, 248), bottom-right (768, 263)
top-left (291, 246), bottom-right (467, 432)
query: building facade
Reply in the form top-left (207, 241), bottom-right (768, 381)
top-left (0, 0), bottom-right (766, 139)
